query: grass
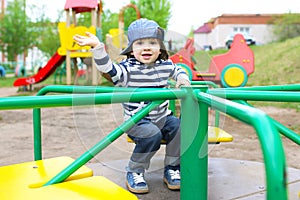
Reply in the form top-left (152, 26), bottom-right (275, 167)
top-left (0, 76), bottom-right (16, 87)
top-left (247, 37), bottom-right (300, 86)
top-left (246, 36), bottom-right (300, 110)
top-left (0, 72), bottom-right (113, 90)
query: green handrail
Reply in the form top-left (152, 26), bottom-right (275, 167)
top-left (216, 83), bottom-right (300, 91)
top-left (0, 84), bottom-right (293, 199)
top-left (195, 91), bottom-right (287, 200)
top-left (209, 89), bottom-right (300, 102)
top-left (33, 85), bottom-right (180, 160)
top-left (44, 100), bottom-right (165, 186)
top-left (0, 90), bottom-right (187, 110)
top-left (190, 81), bottom-right (221, 127)
top-left (235, 100), bottom-right (300, 145)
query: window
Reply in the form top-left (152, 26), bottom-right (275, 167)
top-left (233, 27), bottom-right (250, 34)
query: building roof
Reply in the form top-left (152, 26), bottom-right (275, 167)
top-left (64, 0), bottom-right (98, 13)
top-left (214, 14), bottom-right (278, 25)
top-left (193, 23), bottom-right (211, 33)
top-left (194, 14), bottom-right (280, 33)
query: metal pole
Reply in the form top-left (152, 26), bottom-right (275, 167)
top-left (33, 108), bottom-right (42, 160)
top-left (180, 86), bottom-right (208, 199)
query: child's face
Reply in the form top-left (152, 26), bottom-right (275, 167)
top-left (131, 38), bottom-right (161, 64)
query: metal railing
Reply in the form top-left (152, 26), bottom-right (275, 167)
top-left (0, 83), bottom-right (297, 199)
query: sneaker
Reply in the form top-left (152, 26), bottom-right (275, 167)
top-left (163, 165), bottom-right (180, 190)
top-left (126, 172), bottom-right (149, 194)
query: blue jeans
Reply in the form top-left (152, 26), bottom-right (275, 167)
top-left (126, 115), bottom-right (180, 173)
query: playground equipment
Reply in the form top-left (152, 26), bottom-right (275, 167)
top-left (117, 4), bottom-right (140, 50)
top-left (13, 0), bottom-right (102, 88)
top-left (170, 33), bottom-right (254, 87)
top-left (0, 82), bottom-right (299, 199)
top-left (105, 3), bottom-right (141, 61)
top-left (0, 65), bottom-right (5, 77)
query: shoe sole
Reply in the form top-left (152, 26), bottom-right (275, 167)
top-left (163, 177), bottom-right (180, 190)
top-left (126, 181), bottom-right (149, 194)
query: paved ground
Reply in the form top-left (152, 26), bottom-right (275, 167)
top-left (87, 157), bottom-right (300, 200)
top-left (0, 87), bottom-right (299, 199)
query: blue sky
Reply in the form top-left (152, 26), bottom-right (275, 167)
top-left (27, 0), bottom-right (300, 35)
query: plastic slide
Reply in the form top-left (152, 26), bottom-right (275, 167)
top-left (13, 52), bottom-right (65, 87)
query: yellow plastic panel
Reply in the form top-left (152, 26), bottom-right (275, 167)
top-left (57, 22), bottom-right (96, 56)
top-left (127, 126), bottom-right (233, 144)
top-left (31, 176), bottom-right (138, 200)
top-left (208, 126), bottom-right (233, 143)
top-left (0, 157), bottom-right (137, 199)
top-left (0, 156), bottom-right (93, 198)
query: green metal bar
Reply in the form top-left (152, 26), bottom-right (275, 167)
top-left (33, 108), bottom-right (42, 160)
top-left (191, 80), bottom-right (219, 88)
top-left (196, 92), bottom-right (288, 200)
top-left (36, 85), bottom-right (165, 96)
top-left (190, 81), bottom-right (220, 127)
top-left (180, 86), bottom-right (208, 199)
top-left (209, 90), bottom-right (300, 102)
top-left (271, 118), bottom-right (300, 145)
top-left (33, 85), bottom-right (177, 160)
top-left (0, 89), bottom-right (187, 110)
top-left (235, 100), bottom-right (300, 145)
top-left (44, 100), bottom-right (164, 186)
top-left (217, 83), bottom-right (300, 91)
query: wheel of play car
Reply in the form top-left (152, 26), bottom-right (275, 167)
top-left (176, 63), bottom-right (193, 80)
top-left (221, 64), bottom-right (248, 87)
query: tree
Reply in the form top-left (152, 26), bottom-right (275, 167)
top-left (0, 0), bottom-right (35, 61)
top-left (272, 13), bottom-right (300, 42)
top-left (28, 4), bottom-right (63, 58)
top-left (127, 0), bottom-right (171, 29)
top-left (76, 0), bottom-right (171, 42)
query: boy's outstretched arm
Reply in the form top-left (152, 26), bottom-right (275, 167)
top-left (73, 32), bottom-right (101, 48)
top-left (73, 31), bottom-right (113, 83)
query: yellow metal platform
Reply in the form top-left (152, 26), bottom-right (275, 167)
top-left (127, 126), bottom-right (233, 144)
top-left (0, 156), bottom-right (137, 200)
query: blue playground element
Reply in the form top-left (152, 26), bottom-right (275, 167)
top-left (0, 65), bottom-right (6, 77)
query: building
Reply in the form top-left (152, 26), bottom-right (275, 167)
top-left (193, 14), bottom-right (280, 50)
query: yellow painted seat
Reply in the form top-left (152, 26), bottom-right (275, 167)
top-left (207, 126), bottom-right (233, 144)
top-left (127, 136), bottom-right (167, 144)
top-left (127, 126), bottom-right (233, 144)
top-left (0, 156), bottom-right (137, 200)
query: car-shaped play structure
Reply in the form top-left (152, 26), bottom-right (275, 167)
top-left (225, 32), bottom-right (256, 49)
top-left (170, 33), bottom-right (255, 87)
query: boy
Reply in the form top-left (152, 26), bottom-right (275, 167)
top-left (73, 18), bottom-right (190, 194)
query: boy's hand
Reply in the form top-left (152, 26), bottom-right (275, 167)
top-left (73, 32), bottom-right (101, 48)
top-left (176, 74), bottom-right (191, 88)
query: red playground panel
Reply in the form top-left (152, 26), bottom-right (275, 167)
top-left (170, 34), bottom-right (254, 87)
top-left (13, 52), bottom-right (65, 87)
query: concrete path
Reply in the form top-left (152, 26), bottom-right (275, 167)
top-left (87, 157), bottom-right (300, 200)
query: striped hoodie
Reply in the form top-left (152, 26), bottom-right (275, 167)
top-left (91, 44), bottom-right (188, 122)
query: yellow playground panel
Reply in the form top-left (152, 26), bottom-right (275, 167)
top-left (0, 156), bottom-right (137, 200)
top-left (108, 28), bottom-right (128, 49)
top-left (57, 22), bottom-right (96, 58)
top-left (127, 126), bottom-right (233, 144)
